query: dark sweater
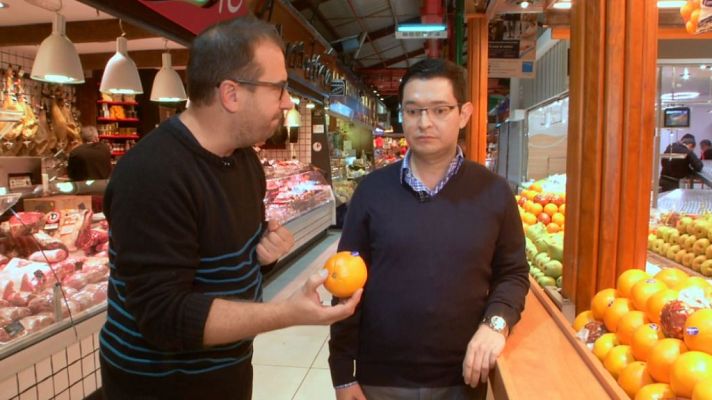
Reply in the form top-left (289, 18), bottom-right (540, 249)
top-left (100, 116), bottom-right (265, 399)
top-left (329, 160), bottom-right (529, 388)
top-left (661, 142), bottom-right (703, 179)
top-left (67, 142), bottom-right (112, 181)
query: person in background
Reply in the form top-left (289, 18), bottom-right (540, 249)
top-left (101, 16), bottom-right (361, 400)
top-left (660, 133), bottom-right (703, 192)
top-left (329, 59), bottom-right (529, 400)
top-left (700, 139), bottom-right (712, 160)
top-left (66, 126), bottom-right (111, 181)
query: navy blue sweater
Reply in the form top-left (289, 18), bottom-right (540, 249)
top-left (100, 116), bottom-right (265, 399)
top-left (329, 160), bottom-right (529, 388)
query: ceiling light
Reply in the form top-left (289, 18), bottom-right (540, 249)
top-left (150, 52), bottom-right (186, 102)
top-left (519, 1), bottom-right (531, 9)
top-left (100, 36), bottom-right (143, 94)
top-left (657, 1), bottom-right (687, 8)
top-left (661, 91), bottom-right (700, 101)
top-left (379, 97), bottom-right (384, 101)
top-left (285, 107), bottom-right (301, 127)
top-left (31, 14), bottom-right (84, 84)
top-left (681, 68), bottom-right (691, 80)
top-left (306, 102), bottom-right (315, 109)
top-left (553, 2), bottom-right (572, 9)
top-left (396, 24), bottom-right (446, 33)
top-left (290, 96), bottom-right (300, 105)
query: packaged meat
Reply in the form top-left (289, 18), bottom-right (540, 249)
top-left (29, 248), bottom-right (68, 263)
top-left (63, 272), bottom-right (88, 290)
top-left (90, 282), bottom-right (108, 303)
top-left (8, 291), bottom-right (34, 307)
top-left (0, 306), bottom-right (31, 322)
top-left (51, 210), bottom-right (92, 252)
top-left (32, 231), bottom-right (68, 252)
top-left (19, 312), bottom-right (55, 333)
top-left (28, 295), bottom-right (52, 314)
top-left (82, 258), bottom-right (109, 283)
top-left (60, 299), bottom-right (82, 318)
top-left (70, 291), bottom-right (93, 309)
top-left (7, 212), bottom-right (45, 238)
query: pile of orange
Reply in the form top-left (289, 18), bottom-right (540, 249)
top-left (572, 266), bottom-right (712, 399)
top-left (516, 184), bottom-right (566, 234)
top-left (680, 0), bottom-right (702, 35)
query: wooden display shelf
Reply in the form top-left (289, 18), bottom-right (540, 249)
top-left (646, 250), bottom-right (707, 278)
top-left (97, 118), bottom-right (139, 123)
top-left (491, 277), bottom-right (629, 400)
top-left (97, 101), bottom-right (139, 106)
top-left (99, 135), bottom-right (139, 140)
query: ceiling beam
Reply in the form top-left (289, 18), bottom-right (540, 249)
top-left (80, 49), bottom-right (189, 71)
top-left (0, 19), bottom-right (158, 47)
top-left (381, 48), bottom-right (426, 68)
top-left (296, 0), bottom-right (340, 41)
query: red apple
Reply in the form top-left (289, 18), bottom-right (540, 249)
top-left (534, 193), bottom-right (550, 206)
top-left (518, 197), bottom-right (527, 207)
top-left (550, 194), bottom-right (564, 207)
top-left (538, 213), bottom-right (552, 225)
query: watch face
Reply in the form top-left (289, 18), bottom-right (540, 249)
top-left (491, 316), bottom-right (506, 331)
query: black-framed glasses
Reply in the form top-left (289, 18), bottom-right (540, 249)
top-left (217, 78), bottom-right (289, 100)
top-left (402, 104), bottom-right (461, 120)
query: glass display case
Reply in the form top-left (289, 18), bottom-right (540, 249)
top-left (265, 169), bottom-right (334, 224)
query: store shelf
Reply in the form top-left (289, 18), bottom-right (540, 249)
top-left (97, 101), bottom-right (138, 106)
top-left (97, 117), bottom-right (139, 123)
top-left (647, 250), bottom-right (708, 279)
top-left (99, 134), bottom-right (139, 140)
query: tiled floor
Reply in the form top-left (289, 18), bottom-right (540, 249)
top-left (255, 231), bottom-right (494, 400)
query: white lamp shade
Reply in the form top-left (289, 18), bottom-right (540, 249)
top-left (285, 107), bottom-right (301, 127)
top-left (31, 14), bottom-right (84, 84)
top-left (150, 53), bottom-right (187, 102)
top-left (100, 36), bottom-right (143, 94)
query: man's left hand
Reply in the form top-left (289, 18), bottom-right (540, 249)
top-left (256, 220), bottom-right (294, 265)
top-left (462, 324), bottom-right (506, 387)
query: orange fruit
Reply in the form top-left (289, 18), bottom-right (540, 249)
top-left (592, 288), bottom-right (618, 320)
top-left (670, 351), bottom-right (712, 398)
top-left (618, 269), bottom-right (651, 299)
top-left (573, 310), bottom-right (595, 332)
top-left (323, 251), bottom-right (367, 298)
top-left (543, 203), bottom-right (558, 216)
top-left (605, 298), bottom-right (634, 332)
top-left (631, 279), bottom-right (667, 311)
top-left (594, 333), bottom-right (620, 361)
top-left (693, 379), bottom-right (712, 400)
top-left (648, 338), bottom-right (688, 383)
top-left (692, 9), bottom-right (701, 25)
top-left (646, 289), bottom-right (679, 324)
top-left (552, 212), bottom-right (565, 226)
top-left (634, 383), bottom-right (675, 400)
top-left (604, 345), bottom-right (635, 379)
top-left (546, 223), bottom-right (561, 234)
top-left (654, 268), bottom-right (689, 290)
top-left (632, 323), bottom-right (664, 362)
top-left (618, 311), bottom-right (649, 345)
top-left (681, 3), bottom-right (693, 20)
top-left (687, 20), bottom-right (699, 34)
top-left (522, 212), bottom-right (537, 226)
top-left (684, 309), bottom-right (712, 355)
top-left (618, 361), bottom-right (655, 398)
top-left (559, 203), bottom-right (566, 215)
top-left (530, 182), bottom-right (543, 192)
top-left (691, 0), bottom-right (701, 8)
top-left (530, 203), bottom-right (544, 216)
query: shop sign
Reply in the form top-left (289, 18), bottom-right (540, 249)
top-left (138, 0), bottom-right (249, 34)
top-left (488, 14), bottom-right (537, 79)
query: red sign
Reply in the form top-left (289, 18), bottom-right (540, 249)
top-left (139, 0), bottom-right (249, 35)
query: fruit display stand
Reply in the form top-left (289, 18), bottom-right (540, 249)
top-left (696, 160), bottom-right (712, 189)
top-left (491, 276), bottom-right (628, 400)
top-left (656, 189), bottom-right (712, 216)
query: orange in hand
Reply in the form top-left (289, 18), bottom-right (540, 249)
top-left (323, 251), bottom-right (368, 298)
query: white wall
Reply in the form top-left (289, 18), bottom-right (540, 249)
top-left (659, 104), bottom-right (712, 157)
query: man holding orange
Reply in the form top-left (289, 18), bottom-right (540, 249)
top-left (328, 59), bottom-right (530, 400)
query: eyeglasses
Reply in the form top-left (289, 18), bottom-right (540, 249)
top-left (402, 104), bottom-right (460, 120)
top-left (218, 78), bottom-right (289, 100)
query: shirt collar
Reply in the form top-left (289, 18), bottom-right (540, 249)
top-left (400, 146), bottom-right (465, 191)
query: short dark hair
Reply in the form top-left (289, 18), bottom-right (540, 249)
top-left (398, 58), bottom-right (468, 105)
top-left (681, 137), bottom-right (696, 147)
top-left (187, 15), bottom-right (284, 106)
top-left (701, 139), bottom-right (711, 147)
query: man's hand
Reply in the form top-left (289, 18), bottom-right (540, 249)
top-left (462, 324), bottom-right (506, 387)
top-left (335, 383), bottom-right (367, 400)
top-left (285, 269), bottom-right (362, 326)
top-left (256, 220), bottom-right (294, 265)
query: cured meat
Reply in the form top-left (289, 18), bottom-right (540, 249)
top-left (19, 312), bottom-right (55, 333)
top-left (7, 291), bottom-right (34, 307)
top-left (51, 210), bottom-right (92, 252)
top-left (7, 212), bottom-right (44, 238)
top-left (77, 229), bottom-right (108, 252)
top-left (0, 306), bottom-right (31, 322)
top-left (29, 248), bottom-right (68, 263)
top-left (60, 299), bottom-right (82, 318)
top-left (63, 272), bottom-right (88, 290)
top-left (0, 279), bottom-right (14, 300)
top-left (69, 291), bottom-right (93, 309)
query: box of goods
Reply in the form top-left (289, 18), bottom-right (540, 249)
top-left (23, 195), bottom-right (92, 214)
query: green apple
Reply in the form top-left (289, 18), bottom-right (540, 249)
top-left (692, 255), bottom-right (707, 272)
top-left (675, 249), bottom-right (687, 264)
top-left (543, 260), bottom-right (563, 279)
top-left (648, 234), bottom-right (657, 250)
top-left (695, 220), bottom-right (711, 238)
top-left (682, 252), bottom-right (695, 268)
top-left (661, 227), bottom-right (673, 243)
top-left (661, 243), bottom-right (671, 256)
top-left (668, 229), bottom-right (680, 246)
top-left (537, 276), bottom-right (557, 287)
top-left (687, 219), bottom-right (698, 235)
top-left (705, 245), bottom-right (712, 260)
top-left (666, 244), bottom-right (681, 259)
top-left (693, 238), bottom-right (711, 256)
top-left (534, 252), bottom-right (551, 269)
top-left (653, 238), bottom-right (665, 254)
top-left (679, 233), bottom-right (690, 246)
top-left (678, 216), bottom-right (694, 234)
top-left (684, 235), bottom-right (698, 252)
top-left (657, 226), bottom-right (667, 239)
top-left (701, 259), bottom-right (712, 276)
top-left (556, 276), bottom-right (562, 288)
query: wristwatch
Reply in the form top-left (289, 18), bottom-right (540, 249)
top-left (482, 315), bottom-right (509, 337)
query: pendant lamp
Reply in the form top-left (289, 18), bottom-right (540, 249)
top-left (31, 13), bottom-right (84, 84)
top-left (150, 52), bottom-right (187, 102)
top-left (100, 36), bottom-right (143, 94)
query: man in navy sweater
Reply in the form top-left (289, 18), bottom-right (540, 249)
top-left (329, 59), bottom-right (529, 400)
top-left (101, 16), bottom-right (361, 399)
